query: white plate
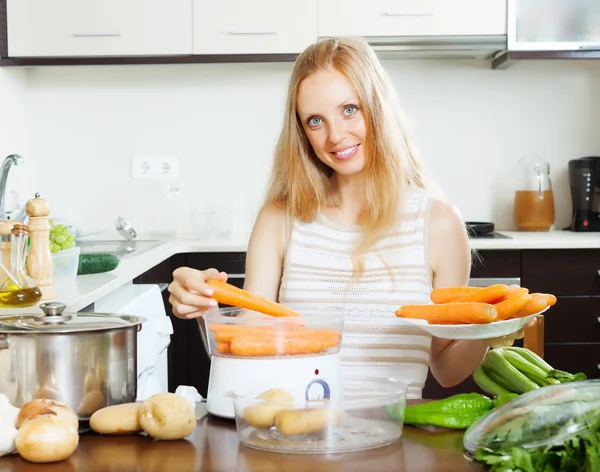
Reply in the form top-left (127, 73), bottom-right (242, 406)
top-left (399, 306), bottom-right (550, 340)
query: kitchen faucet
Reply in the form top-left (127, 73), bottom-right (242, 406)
top-left (0, 154), bottom-right (25, 222)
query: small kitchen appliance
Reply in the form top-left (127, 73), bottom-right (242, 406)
top-left (568, 156), bottom-right (600, 231)
top-left (198, 306), bottom-right (345, 419)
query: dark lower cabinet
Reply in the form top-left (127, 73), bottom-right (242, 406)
top-left (134, 248), bottom-right (600, 399)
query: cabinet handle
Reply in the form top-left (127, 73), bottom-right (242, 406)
top-left (72, 32), bottom-right (121, 38)
top-left (227, 31), bottom-right (277, 36)
top-left (597, 317), bottom-right (600, 323)
top-left (226, 274), bottom-right (246, 279)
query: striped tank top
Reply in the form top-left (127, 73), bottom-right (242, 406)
top-left (278, 186), bottom-right (434, 399)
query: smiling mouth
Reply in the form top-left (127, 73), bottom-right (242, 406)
top-left (331, 144), bottom-right (360, 159)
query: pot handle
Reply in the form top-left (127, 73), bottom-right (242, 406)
top-left (0, 336), bottom-right (8, 350)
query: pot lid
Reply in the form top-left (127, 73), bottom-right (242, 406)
top-left (0, 302), bottom-right (146, 333)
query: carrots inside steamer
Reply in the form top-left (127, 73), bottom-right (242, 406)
top-left (207, 279), bottom-right (301, 317)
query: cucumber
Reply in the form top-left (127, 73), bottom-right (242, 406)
top-left (77, 253), bottom-right (120, 275)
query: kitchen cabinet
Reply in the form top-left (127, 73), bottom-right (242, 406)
top-left (521, 249), bottom-right (600, 381)
top-left (192, 0), bottom-right (318, 54)
top-left (6, 0), bottom-right (193, 57)
top-left (318, 0), bottom-right (507, 38)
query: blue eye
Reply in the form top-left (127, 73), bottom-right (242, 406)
top-left (344, 105), bottom-right (358, 115)
top-left (307, 116), bottom-right (322, 127)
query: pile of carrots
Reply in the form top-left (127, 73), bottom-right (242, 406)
top-left (208, 324), bottom-right (342, 357)
top-left (395, 284), bottom-right (557, 325)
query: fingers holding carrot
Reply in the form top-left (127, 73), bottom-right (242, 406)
top-left (168, 267), bottom-right (229, 319)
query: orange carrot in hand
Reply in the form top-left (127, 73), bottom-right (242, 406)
top-left (494, 293), bottom-right (532, 321)
top-left (454, 284), bottom-right (510, 304)
top-left (430, 287), bottom-right (481, 304)
top-left (513, 293), bottom-right (552, 318)
top-left (395, 303), bottom-right (498, 324)
top-left (207, 280), bottom-right (301, 317)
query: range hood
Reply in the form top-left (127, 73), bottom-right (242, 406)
top-left (365, 35), bottom-right (507, 60)
top-left (492, 0), bottom-right (600, 69)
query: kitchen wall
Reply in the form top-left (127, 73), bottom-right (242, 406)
top-left (8, 57), bottom-right (600, 236)
top-left (0, 67), bottom-right (31, 206)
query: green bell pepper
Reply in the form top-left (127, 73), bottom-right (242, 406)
top-left (401, 393), bottom-right (494, 430)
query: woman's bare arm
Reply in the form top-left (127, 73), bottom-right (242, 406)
top-left (426, 199), bottom-right (489, 388)
top-left (242, 203), bottom-right (287, 301)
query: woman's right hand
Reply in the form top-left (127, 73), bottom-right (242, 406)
top-left (167, 267), bottom-right (228, 319)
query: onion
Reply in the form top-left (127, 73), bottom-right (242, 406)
top-left (17, 399), bottom-right (79, 431)
top-left (15, 415), bottom-right (79, 463)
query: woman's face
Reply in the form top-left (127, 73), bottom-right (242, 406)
top-left (296, 68), bottom-right (367, 176)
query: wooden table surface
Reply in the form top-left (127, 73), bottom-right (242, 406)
top-left (0, 406), bottom-right (486, 472)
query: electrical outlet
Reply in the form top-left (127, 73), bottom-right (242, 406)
top-left (131, 156), bottom-right (179, 180)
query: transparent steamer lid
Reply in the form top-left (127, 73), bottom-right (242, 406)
top-left (463, 379), bottom-right (600, 455)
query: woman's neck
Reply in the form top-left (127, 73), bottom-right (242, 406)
top-left (326, 173), bottom-right (367, 225)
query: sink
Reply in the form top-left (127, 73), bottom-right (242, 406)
top-left (75, 239), bottom-right (164, 260)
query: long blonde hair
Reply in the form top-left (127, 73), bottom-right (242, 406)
top-left (264, 36), bottom-right (435, 277)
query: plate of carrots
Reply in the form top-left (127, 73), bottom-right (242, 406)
top-left (394, 284), bottom-right (556, 340)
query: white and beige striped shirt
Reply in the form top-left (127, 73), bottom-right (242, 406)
top-left (278, 186), bottom-right (434, 399)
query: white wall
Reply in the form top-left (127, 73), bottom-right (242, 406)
top-left (17, 58), bottom-right (600, 236)
top-left (0, 67), bottom-right (32, 210)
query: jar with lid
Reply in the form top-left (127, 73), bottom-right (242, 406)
top-left (513, 156), bottom-right (555, 231)
top-left (0, 224), bottom-right (42, 308)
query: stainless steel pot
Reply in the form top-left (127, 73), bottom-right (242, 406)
top-left (0, 301), bottom-right (146, 420)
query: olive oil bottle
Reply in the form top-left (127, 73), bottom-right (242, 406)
top-left (0, 224), bottom-right (42, 308)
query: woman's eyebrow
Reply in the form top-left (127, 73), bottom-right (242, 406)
top-left (298, 97), bottom-right (358, 119)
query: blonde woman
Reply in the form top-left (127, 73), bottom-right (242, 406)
top-left (168, 37), bottom-right (524, 398)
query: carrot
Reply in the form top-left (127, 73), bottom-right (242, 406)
top-left (513, 293), bottom-right (552, 318)
top-left (229, 332), bottom-right (341, 357)
top-left (216, 342), bottom-right (230, 353)
top-left (206, 280), bottom-right (301, 317)
top-left (454, 284), bottom-right (510, 304)
top-left (495, 286), bottom-right (529, 303)
top-left (494, 293), bottom-right (532, 321)
top-left (545, 293), bottom-right (557, 306)
top-left (395, 302), bottom-right (498, 325)
top-left (430, 287), bottom-right (481, 304)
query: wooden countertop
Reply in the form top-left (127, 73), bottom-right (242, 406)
top-left (0, 405), bottom-right (485, 472)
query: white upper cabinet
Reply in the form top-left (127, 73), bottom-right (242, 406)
top-left (318, 0), bottom-right (507, 38)
top-left (193, 0), bottom-right (318, 54)
top-left (6, 0), bottom-right (193, 57)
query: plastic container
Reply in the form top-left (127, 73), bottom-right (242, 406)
top-left (200, 306), bottom-right (345, 359)
top-left (230, 375), bottom-right (407, 454)
top-left (51, 246), bottom-right (81, 280)
top-left (463, 379), bottom-right (600, 456)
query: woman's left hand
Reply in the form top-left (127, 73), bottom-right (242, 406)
top-left (483, 318), bottom-right (536, 349)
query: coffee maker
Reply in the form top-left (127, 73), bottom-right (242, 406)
top-left (568, 156), bottom-right (600, 231)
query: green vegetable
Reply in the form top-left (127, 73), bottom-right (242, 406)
top-left (483, 349), bottom-right (540, 394)
top-left (474, 364), bottom-right (511, 397)
top-left (403, 393), bottom-right (494, 430)
top-left (77, 253), bottom-right (120, 275)
top-left (503, 346), bottom-right (554, 374)
top-left (492, 392), bottom-right (519, 408)
top-left (473, 407), bottom-right (600, 471)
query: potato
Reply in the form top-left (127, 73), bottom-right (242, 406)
top-left (139, 393), bottom-right (196, 440)
top-left (17, 399), bottom-right (78, 431)
top-left (16, 415), bottom-right (79, 463)
top-left (90, 403), bottom-right (142, 435)
top-left (242, 388), bottom-right (294, 429)
top-left (274, 407), bottom-right (346, 437)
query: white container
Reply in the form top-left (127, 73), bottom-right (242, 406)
top-left (199, 306), bottom-right (345, 419)
top-left (51, 247), bottom-right (81, 280)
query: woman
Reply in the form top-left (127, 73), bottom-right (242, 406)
top-left (168, 36), bottom-right (523, 398)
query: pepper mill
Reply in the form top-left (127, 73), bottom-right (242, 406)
top-left (25, 193), bottom-right (54, 300)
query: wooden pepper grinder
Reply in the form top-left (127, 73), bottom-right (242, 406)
top-left (25, 193), bottom-right (54, 300)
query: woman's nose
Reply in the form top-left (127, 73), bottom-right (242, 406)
top-left (327, 121), bottom-right (345, 145)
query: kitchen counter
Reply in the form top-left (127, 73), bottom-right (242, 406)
top-left (2, 228), bottom-right (599, 316)
top-left (0, 403), bottom-right (485, 472)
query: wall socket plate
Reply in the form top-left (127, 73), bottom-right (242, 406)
top-left (131, 156), bottom-right (180, 180)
